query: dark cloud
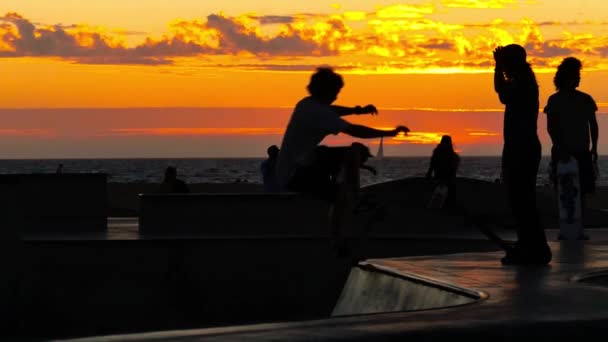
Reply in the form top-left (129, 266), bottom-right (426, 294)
top-left (526, 41), bottom-right (575, 58)
top-left (0, 12), bottom-right (336, 64)
top-left (206, 14), bottom-right (333, 56)
top-left (420, 39), bottom-right (453, 50)
top-left (249, 15), bottom-right (295, 25)
top-left (205, 63), bottom-right (358, 72)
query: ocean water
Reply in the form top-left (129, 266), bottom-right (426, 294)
top-left (0, 156), bottom-right (607, 186)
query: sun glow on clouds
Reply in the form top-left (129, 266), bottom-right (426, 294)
top-left (3, 2), bottom-right (608, 73)
top-left (393, 131), bottom-right (446, 144)
top-left (441, 0), bottom-right (520, 9)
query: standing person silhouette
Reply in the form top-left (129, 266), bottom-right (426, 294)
top-left (261, 145), bottom-right (280, 192)
top-left (426, 135), bottom-right (460, 208)
top-left (494, 44), bottom-right (551, 265)
top-left (544, 57), bottom-right (599, 233)
top-left (276, 67), bottom-right (409, 256)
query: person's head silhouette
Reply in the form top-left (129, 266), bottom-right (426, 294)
top-left (351, 142), bottom-right (373, 163)
top-left (307, 67), bottom-right (344, 105)
top-left (439, 135), bottom-right (453, 148)
top-left (554, 57), bottom-right (582, 91)
top-left (267, 145), bottom-right (279, 159)
top-left (164, 166), bottom-right (177, 182)
top-left (501, 44), bottom-right (527, 69)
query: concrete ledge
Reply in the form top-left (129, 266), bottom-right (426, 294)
top-left (0, 174), bottom-right (107, 233)
top-left (138, 193), bottom-right (330, 235)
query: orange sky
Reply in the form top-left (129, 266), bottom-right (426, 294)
top-left (1, 1), bottom-right (607, 157)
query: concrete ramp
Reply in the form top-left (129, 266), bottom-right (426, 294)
top-left (332, 262), bottom-right (483, 316)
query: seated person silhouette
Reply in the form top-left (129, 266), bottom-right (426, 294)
top-left (276, 67), bottom-right (409, 256)
top-left (261, 145), bottom-right (280, 192)
top-left (157, 166), bottom-right (189, 194)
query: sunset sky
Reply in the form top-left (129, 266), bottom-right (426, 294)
top-left (1, 0), bottom-right (607, 157)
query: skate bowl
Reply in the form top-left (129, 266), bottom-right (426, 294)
top-left (572, 269), bottom-right (608, 287)
top-left (332, 262), bottom-right (484, 316)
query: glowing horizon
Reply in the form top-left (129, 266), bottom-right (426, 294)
top-left (1, 1), bottom-right (608, 157)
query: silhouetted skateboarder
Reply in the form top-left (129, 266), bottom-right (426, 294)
top-left (276, 67), bottom-right (409, 258)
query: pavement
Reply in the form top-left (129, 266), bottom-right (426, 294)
top-left (62, 238), bottom-right (608, 341)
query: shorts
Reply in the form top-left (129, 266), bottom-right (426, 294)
top-left (286, 146), bottom-right (351, 202)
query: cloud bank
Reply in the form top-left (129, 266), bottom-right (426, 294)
top-left (2, 2), bottom-right (608, 72)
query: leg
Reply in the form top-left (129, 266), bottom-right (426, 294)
top-left (288, 145), bottom-right (364, 257)
top-left (502, 145), bottom-right (551, 265)
top-left (575, 150), bottom-right (594, 239)
top-left (329, 146), bottom-right (362, 255)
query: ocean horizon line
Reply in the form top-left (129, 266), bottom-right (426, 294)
top-left (0, 155), bottom-right (597, 161)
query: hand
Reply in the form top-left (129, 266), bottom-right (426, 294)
top-left (395, 125), bottom-right (410, 135)
top-left (591, 147), bottom-right (598, 162)
top-left (356, 104), bottom-right (378, 115)
top-left (493, 46), bottom-right (504, 68)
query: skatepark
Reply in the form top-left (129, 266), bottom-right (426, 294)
top-left (3, 176), bottom-right (608, 340)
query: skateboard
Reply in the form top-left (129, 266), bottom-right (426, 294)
top-left (556, 157), bottom-right (584, 240)
top-left (452, 203), bottom-right (514, 252)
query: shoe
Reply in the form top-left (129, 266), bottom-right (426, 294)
top-left (501, 243), bottom-right (552, 266)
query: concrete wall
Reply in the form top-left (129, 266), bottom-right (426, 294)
top-left (0, 174), bottom-right (108, 233)
top-left (139, 193), bottom-right (330, 236)
top-left (332, 265), bottom-right (480, 316)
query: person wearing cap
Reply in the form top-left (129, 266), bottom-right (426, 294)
top-left (494, 44), bottom-right (551, 265)
top-left (276, 67), bottom-right (409, 256)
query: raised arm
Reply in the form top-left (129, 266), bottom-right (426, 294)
top-left (342, 124), bottom-right (409, 139)
top-left (493, 46), bottom-right (512, 105)
top-left (331, 104), bottom-right (378, 117)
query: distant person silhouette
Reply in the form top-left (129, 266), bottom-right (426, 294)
top-left (157, 166), bottom-right (189, 194)
top-left (544, 57), bottom-right (599, 230)
top-left (261, 145), bottom-right (280, 192)
top-left (426, 135), bottom-right (460, 208)
top-left (56, 163), bottom-right (63, 174)
top-left (494, 44), bottom-right (551, 265)
top-left (276, 67), bottom-right (409, 256)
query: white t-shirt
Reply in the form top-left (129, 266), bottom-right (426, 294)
top-left (276, 96), bottom-right (349, 188)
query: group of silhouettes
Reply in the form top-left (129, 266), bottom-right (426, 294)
top-left (258, 44), bottom-right (599, 265)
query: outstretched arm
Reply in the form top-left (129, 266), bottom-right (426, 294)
top-left (342, 124), bottom-right (409, 139)
top-left (332, 104), bottom-right (378, 117)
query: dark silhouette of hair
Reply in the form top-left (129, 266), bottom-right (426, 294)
top-left (427, 135), bottom-right (460, 186)
top-left (501, 44), bottom-right (538, 88)
top-left (267, 145), bottom-right (279, 158)
top-left (554, 57), bottom-right (582, 91)
top-left (306, 67), bottom-right (344, 99)
top-left (435, 135), bottom-right (455, 154)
